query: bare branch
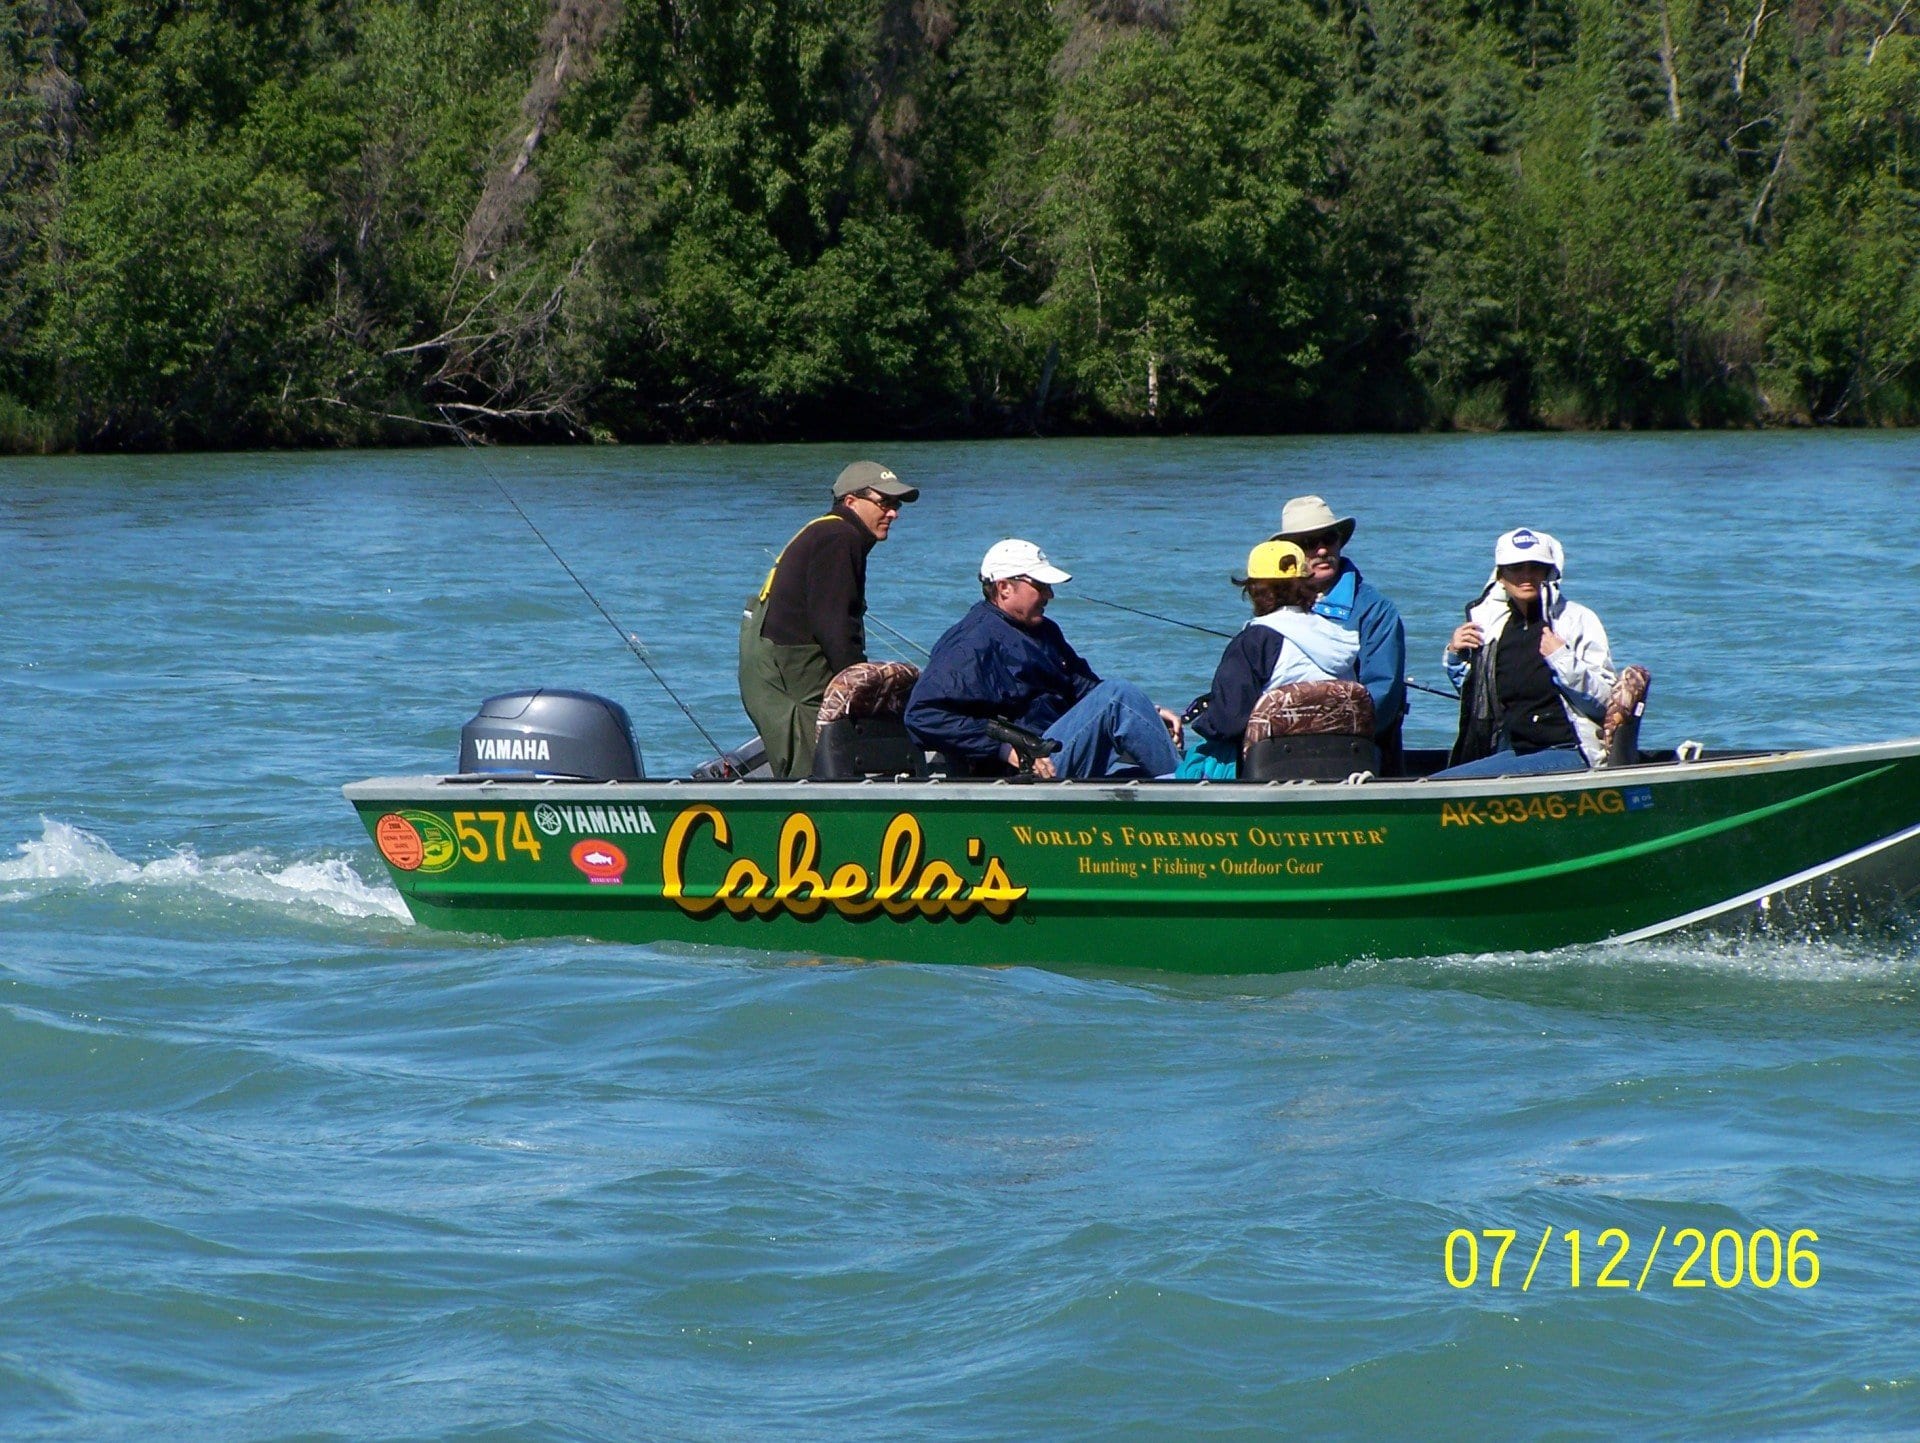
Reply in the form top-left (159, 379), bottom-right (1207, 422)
top-left (1658, 3), bottom-right (1683, 125)
top-left (297, 397), bottom-right (471, 434)
top-left (1747, 126), bottom-right (1792, 233)
top-left (433, 401), bottom-right (580, 422)
top-left (1868, 0), bottom-right (1913, 66)
top-left (1733, 1), bottom-right (1769, 96)
top-left (456, 0), bottom-right (623, 283)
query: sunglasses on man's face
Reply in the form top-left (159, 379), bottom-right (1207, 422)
top-left (860, 491), bottom-right (903, 512)
top-left (1294, 530), bottom-right (1342, 553)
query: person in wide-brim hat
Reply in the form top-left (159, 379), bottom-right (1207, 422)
top-left (1256, 493), bottom-right (1406, 772)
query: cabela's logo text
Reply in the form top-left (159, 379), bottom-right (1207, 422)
top-left (662, 806), bottom-right (1026, 920)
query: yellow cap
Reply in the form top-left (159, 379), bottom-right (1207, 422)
top-left (1245, 540), bottom-right (1307, 580)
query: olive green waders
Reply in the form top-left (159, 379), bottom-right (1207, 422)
top-left (738, 515), bottom-right (847, 779)
top-left (738, 596), bottom-right (837, 778)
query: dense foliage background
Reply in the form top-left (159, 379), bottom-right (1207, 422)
top-left (2, 0), bottom-right (1916, 450)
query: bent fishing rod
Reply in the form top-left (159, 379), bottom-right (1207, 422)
top-left (444, 412), bottom-right (728, 759)
top-left (1061, 591), bottom-right (1461, 701)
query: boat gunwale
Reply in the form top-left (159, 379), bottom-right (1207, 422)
top-left (341, 736), bottom-right (1920, 809)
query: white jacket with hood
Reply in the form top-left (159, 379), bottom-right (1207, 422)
top-left (1442, 534), bottom-right (1616, 765)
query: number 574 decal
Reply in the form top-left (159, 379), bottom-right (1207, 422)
top-left (452, 810), bottom-right (544, 864)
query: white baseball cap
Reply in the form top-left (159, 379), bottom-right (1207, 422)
top-left (1493, 527), bottom-right (1563, 576)
top-left (980, 538), bottom-right (1072, 585)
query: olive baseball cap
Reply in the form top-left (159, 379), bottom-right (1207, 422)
top-left (833, 461), bottom-right (919, 502)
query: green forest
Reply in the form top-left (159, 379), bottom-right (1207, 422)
top-left (2, 0), bottom-right (1917, 451)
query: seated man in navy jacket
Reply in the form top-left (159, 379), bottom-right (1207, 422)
top-left (904, 539), bottom-right (1183, 779)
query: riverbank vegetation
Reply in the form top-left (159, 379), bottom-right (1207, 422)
top-left (2, 0), bottom-right (1916, 451)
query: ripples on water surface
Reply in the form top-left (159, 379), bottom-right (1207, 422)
top-left (5, 436), bottom-right (1920, 1439)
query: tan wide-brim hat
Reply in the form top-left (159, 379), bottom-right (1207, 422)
top-left (1268, 494), bottom-right (1355, 546)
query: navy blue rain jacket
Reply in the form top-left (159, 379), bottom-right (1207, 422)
top-left (904, 601), bottom-right (1101, 760)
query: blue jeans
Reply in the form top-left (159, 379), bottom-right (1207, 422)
top-left (1429, 745), bottom-right (1587, 781)
top-left (1043, 679), bottom-right (1179, 779)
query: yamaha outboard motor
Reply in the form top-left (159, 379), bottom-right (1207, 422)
top-left (458, 689), bottom-right (644, 780)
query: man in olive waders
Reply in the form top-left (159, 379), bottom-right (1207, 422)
top-left (738, 461), bottom-right (920, 777)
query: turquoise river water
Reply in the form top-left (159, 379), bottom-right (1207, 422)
top-left (4, 434), bottom-right (1920, 1440)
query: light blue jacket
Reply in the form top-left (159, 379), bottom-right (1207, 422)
top-left (1315, 561), bottom-right (1405, 735)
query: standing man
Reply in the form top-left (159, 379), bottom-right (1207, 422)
top-left (1268, 495), bottom-right (1408, 772)
top-left (904, 539), bottom-right (1182, 779)
top-left (740, 460), bottom-right (919, 778)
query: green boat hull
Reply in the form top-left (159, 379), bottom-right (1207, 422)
top-left (344, 740), bottom-right (1920, 972)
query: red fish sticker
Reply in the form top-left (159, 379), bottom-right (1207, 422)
top-left (571, 838), bottom-right (627, 885)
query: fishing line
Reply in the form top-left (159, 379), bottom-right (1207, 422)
top-left (445, 413), bottom-right (727, 758)
top-left (1066, 591), bottom-right (1458, 699)
top-left (1069, 592), bottom-right (1234, 640)
top-left (868, 614), bottom-right (930, 660)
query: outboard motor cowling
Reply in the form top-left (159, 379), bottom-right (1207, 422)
top-left (458, 689), bottom-right (644, 780)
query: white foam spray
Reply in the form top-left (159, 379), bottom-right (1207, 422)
top-left (1, 819), bottom-right (412, 922)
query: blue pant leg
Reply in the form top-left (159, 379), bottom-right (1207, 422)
top-left (1429, 746), bottom-right (1588, 781)
top-left (1043, 679), bottom-right (1179, 779)
top-left (1039, 685), bottom-right (1115, 777)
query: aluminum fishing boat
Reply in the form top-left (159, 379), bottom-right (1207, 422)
top-left (344, 688), bottom-right (1920, 971)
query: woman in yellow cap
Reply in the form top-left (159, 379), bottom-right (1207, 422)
top-left (1176, 541), bottom-right (1363, 779)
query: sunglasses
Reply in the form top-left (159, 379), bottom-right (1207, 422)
top-left (859, 490), bottom-right (904, 512)
top-left (1293, 529), bottom-right (1343, 552)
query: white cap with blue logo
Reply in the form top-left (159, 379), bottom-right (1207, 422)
top-left (1494, 527), bottom-right (1564, 577)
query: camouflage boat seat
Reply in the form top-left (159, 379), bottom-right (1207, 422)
top-left (811, 661), bottom-right (929, 780)
top-left (1241, 680), bottom-right (1380, 782)
top-left (1597, 665), bottom-right (1652, 769)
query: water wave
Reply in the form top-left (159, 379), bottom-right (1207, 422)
top-left (0, 818), bottom-right (410, 922)
top-left (1357, 921), bottom-right (1920, 988)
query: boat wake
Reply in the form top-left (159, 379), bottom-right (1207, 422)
top-left (0, 818), bottom-right (412, 923)
top-left (1379, 920), bottom-right (1920, 986)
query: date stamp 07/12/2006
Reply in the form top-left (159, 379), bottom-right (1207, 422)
top-left (1444, 1227), bottom-right (1820, 1291)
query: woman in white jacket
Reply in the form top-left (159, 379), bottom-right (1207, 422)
top-left (1435, 528), bottom-right (1616, 779)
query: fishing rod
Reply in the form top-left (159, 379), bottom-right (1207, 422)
top-left (444, 413), bottom-right (728, 759)
top-left (1065, 591), bottom-right (1460, 700)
